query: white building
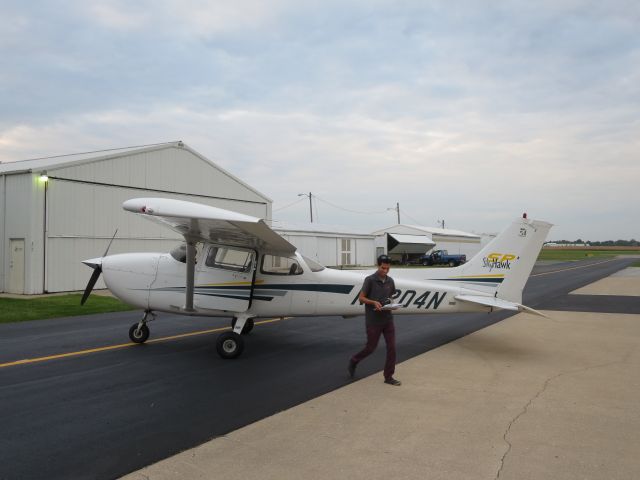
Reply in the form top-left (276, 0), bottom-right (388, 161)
top-left (0, 142), bottom-right (272, 294)
top-left (271, 222), bottom-right (375, 267)
top-left (372, 224), bottom-right (483, 258)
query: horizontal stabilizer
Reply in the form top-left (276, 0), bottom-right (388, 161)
top-left (455, 294), bottom-right (549, 318)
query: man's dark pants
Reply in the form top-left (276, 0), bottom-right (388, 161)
top-left (351, 320), bottom-right (396, 380)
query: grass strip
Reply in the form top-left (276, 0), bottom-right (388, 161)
top-left (538, 249), bottom-right (640, 262)
top-left (0, 294), bottom-right (134, 324)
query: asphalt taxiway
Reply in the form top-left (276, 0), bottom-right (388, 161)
top-left (0, 258), bottom-right (637, 480)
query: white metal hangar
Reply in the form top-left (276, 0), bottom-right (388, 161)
top-left (271, 221), bottom-right (376, 267)
top-left (372, 224), bottom-right (482, 258)
top-left (0, 141), bottom-right (272, 294)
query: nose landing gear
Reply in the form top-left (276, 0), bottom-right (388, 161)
top-left (129, 310), bottom-right (155, 344)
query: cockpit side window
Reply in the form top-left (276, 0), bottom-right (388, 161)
top-left (261, 254), bottom-right (303, 275)
top-left (205, 246), bottom-right (254, 272)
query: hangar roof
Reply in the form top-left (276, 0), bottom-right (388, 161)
top-left (270, 220), bottom-right (375, 238)
top-left (0, 141), bottom-right (271, 202)
top-left (372, 224), bottom-right (481, 240)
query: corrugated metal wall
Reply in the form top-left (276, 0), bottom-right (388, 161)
top-left (0, 175), bottom-right (5, 292)
top-left (51, 146), bottom-right (269, 206)
top-left (2, 173), bottom-right (42, 294)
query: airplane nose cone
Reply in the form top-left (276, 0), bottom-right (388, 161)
top-left (82, 257), bottom-right (103, 269)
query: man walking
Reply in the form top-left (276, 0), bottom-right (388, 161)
top-left (348, 255), bottom-right (401, 386)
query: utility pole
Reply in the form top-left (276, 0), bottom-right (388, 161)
top-left (298, 192), bottom-right (313, 223)
top-left (388, 202), bottom-right (400, 224)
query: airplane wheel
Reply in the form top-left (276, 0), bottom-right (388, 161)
top-left (231, 317), bottom-right (254, 334)
top-left (216, 332), bottom-right (244, 359)
top-left (129, 324), bottom-right (150, 343)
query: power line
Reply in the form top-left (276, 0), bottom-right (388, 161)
top-left (273, 196), bottom-right (307, 212)
top-left (313, 195), bottom-right (389, 215)
top-left (400, 209), bottom-right (425, 226)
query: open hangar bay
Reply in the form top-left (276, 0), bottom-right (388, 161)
top-left (0, 257), bottom-right (638, 480)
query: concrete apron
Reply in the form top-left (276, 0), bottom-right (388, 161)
top-left (571, 267), bottom-right (640, 296)
top-left (122, 308), bottom-right (640, 480)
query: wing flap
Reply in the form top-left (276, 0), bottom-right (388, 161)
top-left (455, 294), bottom-right (549, 318)
top-left (123, 198), bottom-right (296, 253)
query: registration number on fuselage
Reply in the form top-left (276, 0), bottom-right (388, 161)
top-left (350, 289), bottom-right (447, 310)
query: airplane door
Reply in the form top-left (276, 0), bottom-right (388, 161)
top-left (194, 244), bottom-right (256, 313)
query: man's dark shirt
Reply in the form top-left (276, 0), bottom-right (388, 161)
top-left (361, 272), bottom-right (396, 326)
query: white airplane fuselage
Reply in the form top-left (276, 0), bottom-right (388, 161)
top-left (101, 250), bottom-right (488, 319)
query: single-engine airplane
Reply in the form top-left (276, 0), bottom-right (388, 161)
top-left (81, 197), bottom-right (552, 359)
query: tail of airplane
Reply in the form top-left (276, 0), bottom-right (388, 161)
top-left (453, 215), bottom-right (553, 304)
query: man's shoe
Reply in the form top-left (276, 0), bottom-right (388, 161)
top-left (348, 360), bottom-right (357, 379)
top-left (384, 377), bottom-right (401, 386)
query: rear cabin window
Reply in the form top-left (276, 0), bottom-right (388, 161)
top-left (205, 246), bottom-right (254, 272)
top-left (261, 254), bottom-right (303, 275)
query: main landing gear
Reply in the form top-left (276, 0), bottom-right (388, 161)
top-left (129, 310), bottom-right (155, 344)
top-left (216, 315), bottom-right (255, 359)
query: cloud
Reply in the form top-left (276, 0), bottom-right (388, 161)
top-left (1, 1), bottom-right (639, 240)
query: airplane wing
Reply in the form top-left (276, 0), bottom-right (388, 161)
top-left (123, 198), bottom-right (296, 254)
top-left (455, 294), bottom-right (549, 318)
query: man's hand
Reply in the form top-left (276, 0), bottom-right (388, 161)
top-left (373, 301), bottom-right (383, 311)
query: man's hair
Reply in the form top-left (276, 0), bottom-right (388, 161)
top-left (377, 254), bottom-right (391, 266)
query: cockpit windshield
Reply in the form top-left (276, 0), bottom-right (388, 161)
top-left (302, 255), bottom-right (325, 272)
top-left (169, 243), bottom-right (196, 263)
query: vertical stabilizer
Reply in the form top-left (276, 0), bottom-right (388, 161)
top-left (455, 217), bottom-right (552, 303)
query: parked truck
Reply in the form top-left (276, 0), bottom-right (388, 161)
top-left (419, 249), bottom-right (466, 267)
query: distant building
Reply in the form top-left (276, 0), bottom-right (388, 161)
top-left (271, 221), bottom-right (375, 267)
top-left (0, 142), bottom-right (271, 294)
top-left (371, 224), bottom-right (484, 260)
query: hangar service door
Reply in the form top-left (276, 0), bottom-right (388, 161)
top-left (8, 239), bottom-right (25, 294)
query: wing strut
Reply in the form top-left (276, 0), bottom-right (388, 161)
top-left (184, 238), bottom-right (196, 312)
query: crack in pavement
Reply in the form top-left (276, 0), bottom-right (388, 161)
top-left (494, 352), bottom-right (634, 480)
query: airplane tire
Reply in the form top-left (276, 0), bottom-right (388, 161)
top-left (129, 324), bottom-right (150, 344)
top-left (216, 332), bottom-right (244, 359)
top-left (231, 317), bottom-right (254, 334)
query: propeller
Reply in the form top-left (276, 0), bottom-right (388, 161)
top-left (81, 230), bottom-right (118, 305)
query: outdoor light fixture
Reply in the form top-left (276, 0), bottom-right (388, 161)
top-left (39, 172), bottom-right (49, 182)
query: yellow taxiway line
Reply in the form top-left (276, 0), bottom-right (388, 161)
top-left (0, 317), bottom-right (292, 369)
top-left (0, 260), bottom-right (621, 369)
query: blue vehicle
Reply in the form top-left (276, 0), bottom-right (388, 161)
top-left (419, 249), bottom-right (466, 267)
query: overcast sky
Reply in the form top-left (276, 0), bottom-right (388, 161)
top-left (1, 1), bottom-right (638, 240)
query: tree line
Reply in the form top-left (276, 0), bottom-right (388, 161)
top-left (547, 239), bottom-right (639, 247)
